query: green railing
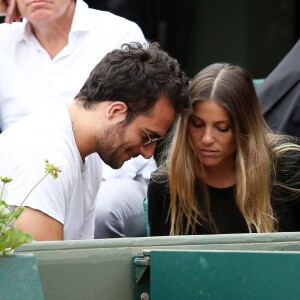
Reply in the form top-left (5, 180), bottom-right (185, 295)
top-left (13, 232), bottom-right (300, 300)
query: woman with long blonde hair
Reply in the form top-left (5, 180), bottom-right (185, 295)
top-left (148, 63), bottom-right (300, 236)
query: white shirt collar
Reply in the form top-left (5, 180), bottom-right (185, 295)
top-left (18, 0), bottom-right (92, 45)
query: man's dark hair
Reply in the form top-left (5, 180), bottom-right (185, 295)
top-left (76, 42), bottom-right (189, 117)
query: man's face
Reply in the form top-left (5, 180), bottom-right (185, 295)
top-left (96, 96), bottom-right (176, 169)
top-left (16, 0), bottom-right (74, 22)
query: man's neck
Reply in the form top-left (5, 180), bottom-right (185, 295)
top-left (30, 1), bottom-right (76, 59)
top-left (68, 101), bottom-right (98, 160)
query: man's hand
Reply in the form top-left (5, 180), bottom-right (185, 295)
top-left (0, 0), bottom-right (21, 23)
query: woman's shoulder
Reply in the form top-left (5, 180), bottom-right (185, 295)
top-left (270, 135), bottom-right (300, 166)
top-left (270, 136), bottom-right (300, 199)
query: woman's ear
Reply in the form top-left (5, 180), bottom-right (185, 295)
top-left (105, 101), bottom-right (128, 121)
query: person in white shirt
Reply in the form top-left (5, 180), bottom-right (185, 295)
top-left (0, 105), bottom-right (103, 240)
top-left (0, 42), bottom-right (190, 241)
top-left (0, 0), bottom-right (157, 238)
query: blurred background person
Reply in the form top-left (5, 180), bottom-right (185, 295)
top-left (258, 38), bottom-right (300, 138)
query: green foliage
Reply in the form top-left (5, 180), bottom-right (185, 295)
top-left (0, 156), bottom-right (66, 255)
top-left (0, 201), bottom-right (31, 255)
top-left (0, 227), bottom-right (32, 255)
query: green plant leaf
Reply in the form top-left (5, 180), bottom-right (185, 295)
top-left (0, 202), bottom-right (14, 225)
top-left (0, 157), bottom-right (65, 255)
top-left (5, 228), bottom-right (32, 250)
top-left (0, 233), bottom-right (10, 253)
top-left (0, 229), bottom-right (32, 255)
top-left (0, 203), bottom-right (24, 227)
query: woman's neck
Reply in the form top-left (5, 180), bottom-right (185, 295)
top-left (199, 162), bottom-right (236, 188)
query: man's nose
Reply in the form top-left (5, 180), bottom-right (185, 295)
top-left (139, 143), bottom-right (156, 159)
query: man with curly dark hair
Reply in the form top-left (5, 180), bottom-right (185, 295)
top-left (0, 42), bottom-right (190, 241)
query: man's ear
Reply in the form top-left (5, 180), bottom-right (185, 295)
top-left (105, 101), bottom-right (128, 121)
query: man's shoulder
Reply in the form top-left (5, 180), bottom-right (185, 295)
top-left (79, 9), bottom-right (146, 54)
top-left (87, 8), bottom-right (142, 31)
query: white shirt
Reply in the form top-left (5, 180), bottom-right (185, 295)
top-left (0, 106), bottom-right (102, 240)
top-left (0, 0), bottom-right (156, 185)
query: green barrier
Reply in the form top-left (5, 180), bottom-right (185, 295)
top-left (0, 254), bottom-right (44, 300)
top-left (15, 233), bottom-right (300, 300)
top-left (135, 249), bottom-right (300, 300)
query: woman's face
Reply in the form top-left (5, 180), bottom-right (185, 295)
top-left (188, 100), bottom-right (237, 171)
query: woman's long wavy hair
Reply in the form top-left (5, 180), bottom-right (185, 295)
top-left (156, 63), bottom-right (299, 235)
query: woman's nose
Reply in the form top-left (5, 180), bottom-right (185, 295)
top-left (202, 129), bottom-right (214, 144)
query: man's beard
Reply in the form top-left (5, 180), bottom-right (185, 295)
top-left (96, 122), bottom-right (126, 169)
